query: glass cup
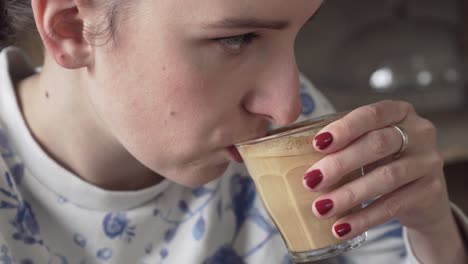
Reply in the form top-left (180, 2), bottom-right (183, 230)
top-left (235, 112), bottom-right (367, 262)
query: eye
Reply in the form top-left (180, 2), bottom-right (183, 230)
top-left (217, 33), bottom-right (259, 53)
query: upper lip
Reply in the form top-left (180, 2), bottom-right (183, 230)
top-left (232, 131), bottom-right (268, 145)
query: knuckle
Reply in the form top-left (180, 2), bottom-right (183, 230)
top-left (419, 118), bottom-right (437, 143)
top-left (428, 178), bottom-right (445, 197)
top-left (362, 105), bottom-right (383, 125)
top-left (336, 213), bottom-right (367, 238)
top-left (399, 101), bottom-right (415, 114)
top-left (334, 119), bottom-right (353, 140)
top-left (430, 152), bottom-right (445, 170)
top-left (330, 155), bottom-right (347, 174)
top-left (417, 178), bottom-right (446, 210)
top-left (380, 165), bottom-right (399, 189)
top-left (341, 186), bottom-right (358, 206)
top-left (369, 131), bottom-right (391, 156)
top-left (383, 197), bottom-right (402, 218)
top-left (356, 213), bottom-right (370, 233)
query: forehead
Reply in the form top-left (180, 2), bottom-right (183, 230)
top-left (144, 0), bottom-right (322, 23)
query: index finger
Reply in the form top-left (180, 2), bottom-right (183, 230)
top-left (314, 100), bottom-right (414, 153)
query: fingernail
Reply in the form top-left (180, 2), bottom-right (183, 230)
top-left (315, 132), bottom-right (333, 150)
top-left (304, 169), bottom-right (323, 189)
top-left (315, 199), bottom-right (334, 215)
top-left (334, 223), bottom-right (351, 237)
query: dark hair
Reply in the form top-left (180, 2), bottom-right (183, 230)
top-left (0, 0), bottom-right (35, 46)
top-left (0, 0), bottom-right (132, 48)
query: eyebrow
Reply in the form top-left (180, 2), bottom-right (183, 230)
top-left (203, 3), bottom-right (324, 30)
top-left (203, 17), bottom-right (290, 30)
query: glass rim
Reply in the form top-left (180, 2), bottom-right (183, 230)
top-left (235, 111), bottom-right (349, 147)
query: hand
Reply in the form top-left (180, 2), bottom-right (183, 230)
top-left (303, 101), bottom-right (461, 251)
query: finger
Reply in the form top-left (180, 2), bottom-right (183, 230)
top-left (303, 126), bottom-right (404, 191)
top-left (313, 100), bottom-right (415, 152)
top-left (329, 175), bottom-right (439, 240)
top-left (361, 118), bottom-right (437, 173)
top-left (311, 152), bottom-right (442, 219)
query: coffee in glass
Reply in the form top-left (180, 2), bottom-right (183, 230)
top-left (235, 112), bottom-right (366, 262)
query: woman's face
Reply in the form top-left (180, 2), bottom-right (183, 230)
top-left (87, 0), bottom-right (323, 187)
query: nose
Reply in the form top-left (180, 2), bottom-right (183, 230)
top-left (242, 54), bottom-right (302, 127)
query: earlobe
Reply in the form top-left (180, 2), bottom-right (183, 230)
top-left (32, 0), bottom-right (93, 69)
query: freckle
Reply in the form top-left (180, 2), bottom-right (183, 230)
top-left (45, 91), bottom-right (49, 98)
top-left (170, 111), bottom-right (176, 116)
top-left (162, 66), bottom-right (166, 71)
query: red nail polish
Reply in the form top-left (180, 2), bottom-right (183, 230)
top-left (304, 170), bottom-right (323, 189)
top-left (334, 223), bottom-right (351, 237)
top-left (315, 132), bottom-right (333, 150)
top-left (315, 199), bottom-right (334, 215)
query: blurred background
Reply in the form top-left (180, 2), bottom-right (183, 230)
top-left (2, 0), bottom-right (467, 213)
top-left (295, 0), bottom-right (468, 213)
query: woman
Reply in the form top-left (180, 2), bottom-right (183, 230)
top-left (0, 0), bottom-right (466, 263)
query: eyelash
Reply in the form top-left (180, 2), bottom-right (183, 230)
top-left (216, 33), bottom-right (259, 53)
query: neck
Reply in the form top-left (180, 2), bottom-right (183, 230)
top-left (17, 55), bottom-right (163, 191)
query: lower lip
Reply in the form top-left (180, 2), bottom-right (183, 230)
top-left (227, 146), bottom-right (243, 163)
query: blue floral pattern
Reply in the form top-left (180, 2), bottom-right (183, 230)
top-left (282, 254), bottom-right (293, 264)
top-left (0, 126), bottom-right (73, 263)
top-left (203, 245), bottom-right (245, 264)
top-left (96, 248), bottom-right (112, 261)
top-left (48, 254), bottom-right (69, 264)
top-left (229, 174), bottom-right (256, 236)
top-left (151, 180), bottom-right (221, 259)
top-left (145, 242), bottom-right (153, 254)
top-left (192, 216), bottom-right (206, 241)
top-left (0, 172), bottom-right (42, 246)
top-left (20, 259), bottom-right (34, 264)
top-left (9, 164), bottom-right (24, 186)
top-left (300, 93), bottom-right (315, 115)
top-left (148, 173), bottom-right (279, 263)
top-left (11, 201), bottom-right (40, 245)
top-left (103, 212), bottom-right (136, 242)
top-left (0, 245), bottom-right (13, 264)
top-left (203, 174), bottom-right (279, 262)
top-left (300, 79), bottom-right (316, 115)
top-left (159, 248), bottom-right (168, 259)
top-left (73, 233), bottom-right (87, 248)
top-left (0, 130), bottom-right (14, 158)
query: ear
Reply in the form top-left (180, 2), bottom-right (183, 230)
top-left (31, 0), bottom-right (93, 69)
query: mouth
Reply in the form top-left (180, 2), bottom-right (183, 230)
top-left (227, 129), bottom-right (269, 163)
top-left (226, 146), bottom-right (243, 163)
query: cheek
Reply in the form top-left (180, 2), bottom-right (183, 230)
top-left (90, 22), bottom-right (251, 178)
top-left (90, 49), bottom-right (230, 172)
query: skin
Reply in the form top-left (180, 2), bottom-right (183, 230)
top-left (22, 0), bottom-right (312, 189)
top-left (16, 0), bottom-right (467, 263)
top-left (307, 102), bottom-right (467, 263)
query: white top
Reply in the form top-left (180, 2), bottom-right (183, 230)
top-left (0, 47), bottom-right (465, 264)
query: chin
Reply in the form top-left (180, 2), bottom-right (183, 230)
top-left (177, 161), bottom-right (231, 188)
